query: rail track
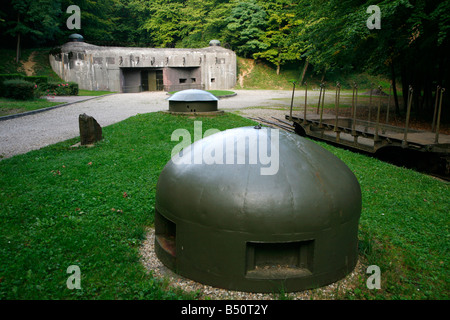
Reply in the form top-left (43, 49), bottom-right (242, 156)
top-left (247, 114), bottom-right (450, 181)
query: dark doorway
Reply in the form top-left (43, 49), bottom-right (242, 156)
top-left (141, 70), bottom-right (164, 91)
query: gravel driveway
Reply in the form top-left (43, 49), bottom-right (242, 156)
top-left (0, 90), bottom-right (297, 159)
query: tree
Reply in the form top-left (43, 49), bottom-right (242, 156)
top-left (61, 0), bottom-right (118, 45)
top-left (3, 0), bottom-right (63, 62)
top-left (254, 0), bottom-right (301, 75)
top-left (224, 1), bottom-right (268, 58)
top-left (292, 0), bottom-right (450, 117)
top-left (176, 0), bottom-right (232, 48)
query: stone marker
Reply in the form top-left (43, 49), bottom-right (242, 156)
top-left (79, 113), bottom-right (102, 145)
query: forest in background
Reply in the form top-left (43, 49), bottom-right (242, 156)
top-left (1, 0), bottom-right (449, 118)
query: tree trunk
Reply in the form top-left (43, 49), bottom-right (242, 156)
top-left (321, 68), bottom-right (327, 82)
top-left (16, 14), bottom-right (21, 64)
top-left (401, 65), bottom-right (410, 112)
top-left (390, 62), bottom-right (400, 115)
top-left (300, 59), bottom-right (309, 85)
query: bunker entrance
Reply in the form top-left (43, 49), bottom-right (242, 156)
top-left (121, 68), bottom-right (163, 92)
top-left (141, 70), bottom-right (163, 91)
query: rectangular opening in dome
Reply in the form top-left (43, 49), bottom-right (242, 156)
top-left (245, 240), bottom-right (314, 279)
top-left (155, 209), bottom-right (176, 257)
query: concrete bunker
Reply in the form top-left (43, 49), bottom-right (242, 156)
top-left (155, 126), bottom-right (362, 293)
top-left (49, 36), bottom-right (236, 93)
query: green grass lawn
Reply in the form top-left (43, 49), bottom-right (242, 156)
top-left (0, 112), bottom-right (448, 300)
top-left (78, 90), bottom-right (117, 96)
top-left (0, 91), bottom-right (115, 117)
top-left (0, 98), bottom-right (65, 117)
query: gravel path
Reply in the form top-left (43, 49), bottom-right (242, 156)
top-left (0, 90), bottom-right (299, 159)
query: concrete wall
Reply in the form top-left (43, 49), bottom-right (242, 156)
top-left (121, 68), bottom-right (141, 93)
top-left (49, 41), bottom-right (237, 92)
top-left (165, 67), bottom-right (201, 91)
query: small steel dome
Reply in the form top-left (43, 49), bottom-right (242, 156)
top-left (209, 39), bottom-right (221, 46)
top-left (167, 89), bottom-right (219, 114)
top-left (167, 89), bottom-right (219, 102)
top-left (155, 126), bottom-right (362, 293)
top-left (68, 33), bottom-right (84, 42)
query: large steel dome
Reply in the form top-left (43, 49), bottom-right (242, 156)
top-left (155, 126), bottom-right (362, 293)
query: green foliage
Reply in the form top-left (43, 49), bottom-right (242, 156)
top-left (0, 0), bottom-right (448, 118)
top-left (0, 73), bottom-right (24, 96)
top-left (290, 0), bottom-right (450, 117)
top-left (2, 0), bottom-right (63, 63)
top-left (236, 57), bottom-right (303, 90)
top-left (23, 76), bottom-right (48, 85)
top-left (253, 0), bottom-right (301, 73)
top-left (2, 79), bottom-right (35, 100)
top-left (61, 0), bottom-right (117, 45)
top-left (0, 73), bottom-right (24, 81)
top-left (78, 89), bottom-right (116, 96)
top-left (20, 48), bottom-right (64, 82)
top-left (0, 112), bottom-right (255, 299)
top-left (140, 0), bottom-right (186, 47)
top-left (4, 0), bottom-right (63, 43)
top-left (0, 74), bottom-right (51, 99)
top-left (2, 79), bottom-right (34, 100)
top-left (224, 1), bottom-right (268, 58)
top-left (44, 81), bottom-right (79, 96)
top-left (0, 50), bottom-right (25, 74)
top-left (0, 97), bottom-right (64, 117)
top-left (176, 0), bottom-right (233, 48)
top-left (0, 111), bottom-right (448, 299)
top-left (322, 141), bottom-right (449, 300)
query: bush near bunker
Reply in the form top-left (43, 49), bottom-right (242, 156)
top-left (44, 82), bottom-right (79, 97)
top-left (3, 79), bottom-right (35, 100)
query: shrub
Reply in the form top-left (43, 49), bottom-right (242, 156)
top-left (67, 82), bottom-right (79, 95)
top-left (0, 73), bottom-right (24, 97)
top-left (44, 81), bottom-right (79, 97)
top-left (24, 76), bottom-right (48, 86)
top-left (3, 79), bottom-right (36, 100)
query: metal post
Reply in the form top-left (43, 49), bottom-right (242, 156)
top-left (352, 83), bottom-right (358, 141)
top-left (431, 85), bottom-right (441, 133)
top-left (402, 86), bottom-right (413, 147)
top-left (375, 86), bottom-right (382, 142)
top-left (435, 88), bottom-right (445, 144)
top-left (334, 83), bottom-right (341, 142)
top-left (303, 81), bottom-right (308, 124)
top-left (366, 83), bottom-right (374, 132)
top-left (385, 84), bottom-right (392, 124)
top-left (334, 82), bottom-right (341, 129)
top-left (289, 81), bottom-right (296, 120)
top-left (317, 83), bottom-right (323, 114)
top-left (319, 83), bottom-right (325, 128)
